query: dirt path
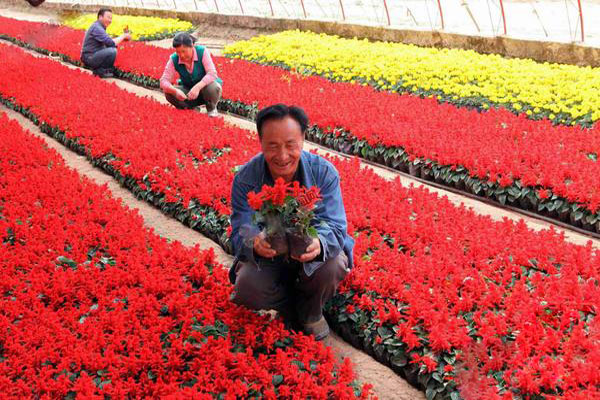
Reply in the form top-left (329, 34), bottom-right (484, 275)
top-left (0, 4), bottom-right (61, 23)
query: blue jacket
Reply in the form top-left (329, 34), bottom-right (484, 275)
top-left (81, 20), bottom-right (116, 59)
top-left (229, 151), bottom-right (354, 283)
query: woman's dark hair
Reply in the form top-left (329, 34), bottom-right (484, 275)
top-left (256, 104), bottom-right (309, 139)
top-left (172, 32), bottom-right (196, 48)
top-left (97, 8), bottom-right (112, 18)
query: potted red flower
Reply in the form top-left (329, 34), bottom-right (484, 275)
top-left (248, 178), bottom-right (321, 258)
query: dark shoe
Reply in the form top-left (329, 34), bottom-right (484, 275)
top-left (302, 316), bottom-right (330, 341)
top-left (93, 69), bottom-right (114, 78)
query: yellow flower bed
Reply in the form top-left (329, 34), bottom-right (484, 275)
top-left (62, 13), bottom-right (193, 41)
top-left (224, 30), bottom-right (600, 126)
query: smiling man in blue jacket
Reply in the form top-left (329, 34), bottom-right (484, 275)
top-left (229, 104), bottom-right (354, 341)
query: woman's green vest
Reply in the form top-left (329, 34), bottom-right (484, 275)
top-left (171, 45), bottom-right (223, 89)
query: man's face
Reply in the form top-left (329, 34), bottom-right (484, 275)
top-left (260, 116), bottom-right (304, 182)
top-left (175, 46), bottom-right (194, 63)
top-left (99, 11), bottom-right (112, 28)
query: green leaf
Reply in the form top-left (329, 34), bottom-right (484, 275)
top-left (390, 352), bottom-right (407, 367)
top-left (97, 379), bottom-right (111, 390)
top-left (425, 382), bottom-right (437, 400)
top-left (291, 360), bottom-right (305, 371)
top-left (272, 374), bottom-right (284, 386)
top-left (56, 256), bottom-right (77, 269)
top-left (377, 326), bottom-right (392, 339)
top-left (507, 187), bottom-right (521, 197)
top-left (148, 370), bottom-right (157, 381)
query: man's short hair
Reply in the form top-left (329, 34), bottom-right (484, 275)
top-left (256, 104), bottom-right (309, 139)
top-left (97, 8), bottom-right (112, 18)
top-left (172, 32), bottom-right (196, 48)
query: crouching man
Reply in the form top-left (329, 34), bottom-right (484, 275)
top-left (81, 8), bottom-right (131, 78)
top-left (229, 104), bottom-right (354, 340)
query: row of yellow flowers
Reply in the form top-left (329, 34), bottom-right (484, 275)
top-left (62, 13), bottom-right (193, 41)
top-left (224, 30), bottom-right (600, 126)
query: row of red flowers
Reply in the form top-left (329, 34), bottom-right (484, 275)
top-left (1, 16), bottom-right (599, 221)
top-left (1, 42), bottom-right (599, 398)
top-left (0, 111), bottom-right (369, 398)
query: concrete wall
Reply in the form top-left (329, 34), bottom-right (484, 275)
top-left (6, 0), bottom-right (600, 67)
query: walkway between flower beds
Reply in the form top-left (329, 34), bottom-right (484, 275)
top-left (0, 103), bottom-right (424, 400)
top-left (3, 35), bottom-right (596, 252)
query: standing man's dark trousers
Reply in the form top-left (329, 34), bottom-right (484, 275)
top-left (164, 82), bottom-right (222, 112)
top-left (231, 252), bottom-right (349, 340)
top-left (82, 47), bottom-right (117, 77)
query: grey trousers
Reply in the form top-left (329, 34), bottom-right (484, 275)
top-left (231, 252), bottom-right (349, 324)
top-left (82, 47), bottom-right (117, 74)
top-left (164, 82), bottom-right (222, 112)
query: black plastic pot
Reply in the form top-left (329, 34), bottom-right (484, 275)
top-left (454, 178), bottom-right (466, 191)
top-left (267, 232), bottom-right (288, 256)
top-left (408, 164), bottom-right (420, 177)
top-left (518, 196), bottom-right (532, 210)
top-left (419, 167), bottom-right (433, 181)
top-left (288, 232), bottom-right (313, 258)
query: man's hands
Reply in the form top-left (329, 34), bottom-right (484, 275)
top-left (253, 234), bottom-right (321, 263)
top-left (113, 33), bottom-right (132, 46)
top-left (253, 232), bottom-right (276, 258)
top-left (292, 237), bottom-right (321, 263)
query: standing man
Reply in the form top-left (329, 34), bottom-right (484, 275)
top-left (81, 8), bottom-right (131, 78)
top-left (229, 104), bottom-right (354, 341)
top-left (159, 32), bottom-right (223, 117)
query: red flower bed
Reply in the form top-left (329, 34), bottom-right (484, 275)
top-left (0, 112), bottom-right (369, 398)
top-left (1, 16), bottom-right (600, 227)
top-left (334, 159), bottom-right (600, 399)
top-left (1, 42), bottom-right (599, 398)
top-left (0, 41), bottom-right (259, 220)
